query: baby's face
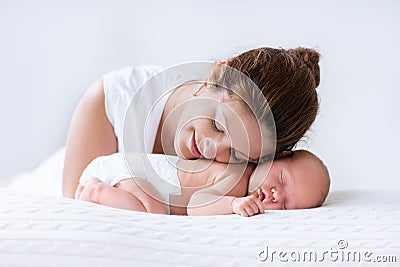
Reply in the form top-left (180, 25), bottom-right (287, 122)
top-left (248, 152), bottom-right (329, 210)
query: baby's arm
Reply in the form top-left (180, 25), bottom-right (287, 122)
top-left (187, 165), bottom-right (263, 217)
top-left (76, 178), bottom-right (167, 214)
top-left (188, 189), bottom-right (263, 216)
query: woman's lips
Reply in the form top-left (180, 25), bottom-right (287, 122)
top-left (190, 132), bottom-right (201, 158)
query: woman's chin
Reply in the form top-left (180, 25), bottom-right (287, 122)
top-left (176, 147), bottom-right (195, 160)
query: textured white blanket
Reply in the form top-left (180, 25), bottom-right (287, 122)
top-left (0, 188), bottom-right (399, 267)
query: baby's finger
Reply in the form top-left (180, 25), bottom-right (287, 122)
top-left (254, 198), bottom-right (264, 214)
top-left (244, 206), bottom-right (255, 216)
top-left (248, 195), bottom-right (263, 213)
top-left (240, 209), bottom-right (249, 217)
top-left (248, 201), bottom-right (260, 214)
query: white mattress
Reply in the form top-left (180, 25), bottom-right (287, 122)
top-left (0, 188), bottom-right (399, 267)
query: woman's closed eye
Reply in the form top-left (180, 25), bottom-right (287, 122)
top-left (212, 119), bottom-right (224, 133)
top-left (230, 148), bottom-right (245, 163)
top-left (229, 148), bottom-right (259, 164)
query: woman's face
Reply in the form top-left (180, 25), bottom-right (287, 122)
top-left (173, 87), bottom-right (273, 164)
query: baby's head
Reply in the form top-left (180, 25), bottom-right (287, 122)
top-left (248, 150), bottom-right (330, 210)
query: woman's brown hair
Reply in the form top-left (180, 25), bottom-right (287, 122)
top-left (208, 47), bottom-right (320, 159)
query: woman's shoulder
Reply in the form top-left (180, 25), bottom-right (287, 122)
top-left (102, 65), bottom-right (164, 93)
top-left (101, 65), bottom-right (164, 141)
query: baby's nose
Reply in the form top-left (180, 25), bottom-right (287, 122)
top-left (271, 187), bottom-right (281, 203)
top-left (200, 138), bottom-right (216, 159)
top-left (262, 188), bottom-right (275, 203)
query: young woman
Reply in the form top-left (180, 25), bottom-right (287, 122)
top-left (62, 47), bottom-right (320, 198)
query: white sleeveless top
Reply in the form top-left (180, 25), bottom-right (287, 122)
top-left (102, 65), bottom-right (165, 153)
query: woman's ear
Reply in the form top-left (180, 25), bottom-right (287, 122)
top-left (220, 60), bottom-right (229, 65)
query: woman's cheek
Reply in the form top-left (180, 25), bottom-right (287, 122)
top-left (175, 128), bottom-right (190, 159)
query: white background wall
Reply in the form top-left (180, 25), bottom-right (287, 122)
top-left (0, 0), bottom-right (399, 191)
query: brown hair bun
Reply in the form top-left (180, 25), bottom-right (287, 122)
top-left (288, 47), bottom-right (320, 87)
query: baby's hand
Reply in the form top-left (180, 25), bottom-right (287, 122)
top-left (232, 195), bottom-right (264, 217)
top-left (75, 178), bottom-right (106, 203)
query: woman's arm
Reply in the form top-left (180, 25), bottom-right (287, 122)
top-left (62, 79), bottom-right (118, 198)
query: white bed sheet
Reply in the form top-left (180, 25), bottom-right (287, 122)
top-left (0, 188), bottom-right (399, 267)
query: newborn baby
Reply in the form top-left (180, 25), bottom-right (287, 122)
top-left (247, 150), bottom-right (330, 213)
top-left (76, 150), bottom-right (330, 216)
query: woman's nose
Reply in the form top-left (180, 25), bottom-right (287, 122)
top-left (200, 138), bottom-right (217, 159)
top-left (199, 133), bottom-right (232, 162)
